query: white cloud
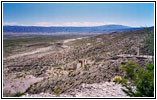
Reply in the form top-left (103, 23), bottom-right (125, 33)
top-left (34, 21), bottom-right (119, 27)
top-left (3, 21), bottom-right (132, 27)
top-left (3, 22), bottom-right (18, 25)
top-left (35, 22), bottom-right (56, 26)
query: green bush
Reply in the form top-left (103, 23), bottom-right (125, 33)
top-left (120, 62), bottom-right (154, 97)
top-left (12, 92), bottom-right (25, 97)
top-left (119, 28), bottom-right (154, 97)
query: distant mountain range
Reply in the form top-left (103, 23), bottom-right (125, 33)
top-left (3, 25), bottom-right (152, 35)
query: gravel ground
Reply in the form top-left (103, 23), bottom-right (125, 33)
top-left (22, 82), bottom-right (129, 97)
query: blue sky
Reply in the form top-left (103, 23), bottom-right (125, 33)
top-left (3, 3), bottom-right (154, 27)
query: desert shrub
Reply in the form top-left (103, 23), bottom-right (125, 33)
top-left (112, 76), bottom-right (126, 84)
top-left (12, 92), bottom-right (25, 97)
top-left (54, 89), bottom-right (60, 96)
top-left (93, 61), bottom-right (97, 65)
top-left (120, 62), bottom-right (154, 97)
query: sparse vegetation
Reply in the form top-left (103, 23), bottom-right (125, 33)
top-left (3, 28), bottom-right (154, 97)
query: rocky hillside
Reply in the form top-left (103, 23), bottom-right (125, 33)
top-left (3, 29), bottom-right (153, 97)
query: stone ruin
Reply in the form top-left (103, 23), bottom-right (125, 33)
top-left (66, 59), bottom-right (88, 71)
top-left (136, 47), bottom-right (140, 56)
top-left (78, 59), bottom-right (87, 67)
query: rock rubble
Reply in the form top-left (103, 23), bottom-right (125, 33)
top-left (22, 82), bottom-right (128, 97)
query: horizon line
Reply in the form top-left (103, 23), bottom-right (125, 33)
top-left (3, 24), bottom-right (152, 28)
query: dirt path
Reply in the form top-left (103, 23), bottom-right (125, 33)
top-left (63, 37), bottom-right (87, 43)
top-left (3, 46), bottom-right (52, 61)
top-left (3, 37), bottom-right (87, 61)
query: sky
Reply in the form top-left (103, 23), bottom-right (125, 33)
top-left (3, 3), bottom-right (154, 27)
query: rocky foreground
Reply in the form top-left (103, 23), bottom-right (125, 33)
top-left (22, 82), bottom-right (128, 97)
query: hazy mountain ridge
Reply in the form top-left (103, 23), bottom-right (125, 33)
top-left (3, 25), bottom-right (146, 34)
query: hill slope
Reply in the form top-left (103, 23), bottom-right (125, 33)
top-left (3, 28), bottom-right (153, 97)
